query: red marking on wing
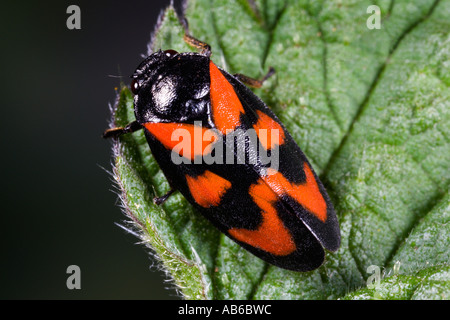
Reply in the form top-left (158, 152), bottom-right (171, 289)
top-left (252, 110), bottom-right (285, 150)
top-left (263, 163), bottom-right (327, 222)
top-left (185, 171), bottom-right (231, 208)
top-left (209, 62), bottom-right (245, 134)
top-left (144, 122), bottom-right (218, 161)
top-left (228, 178), bottom-right (296, 256)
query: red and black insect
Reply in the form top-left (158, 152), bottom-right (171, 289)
top-left (104, 33), bottom-right (340, 272)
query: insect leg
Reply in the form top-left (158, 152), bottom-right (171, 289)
top-left (153, 189), bottom-right (177, 205)
top-left (183, 34), bottom-right (211, 58)
top-left (234, 67), bottom-right (275, 88)
top-left (103, 120), bottom-right (142, 139)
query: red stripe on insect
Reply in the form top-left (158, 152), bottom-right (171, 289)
top-left (186, 171), bottom-right (231, 208)
top-left (144, 122), bottom-right (218, 160)
top-left (229, 178), bottom-right (296, 256)
top-left (209, 62), bottom-right (245, 134)
top-left (263, 163), bottom-right (327, 222)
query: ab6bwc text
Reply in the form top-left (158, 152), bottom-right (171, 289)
top-left (178, 303), bottom-right (272, 317)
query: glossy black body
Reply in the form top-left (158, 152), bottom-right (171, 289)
top-left (130, 50), bottom-right (340, 271)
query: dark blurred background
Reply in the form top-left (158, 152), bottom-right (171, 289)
top-left (1, 0), bottom-right (181, 299)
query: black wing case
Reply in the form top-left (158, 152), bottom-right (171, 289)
top-left (142, 62), bottom-right (339, 271)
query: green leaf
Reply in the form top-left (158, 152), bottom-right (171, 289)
top-left (341, 265), bottom-right (450, 300)
top-left (108, 0), bottom-right (450, 299)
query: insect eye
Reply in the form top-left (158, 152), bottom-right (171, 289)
top-left (131, 78), bottom-right (140, 94)
top-left (164, 49), bottom-right (178, 57)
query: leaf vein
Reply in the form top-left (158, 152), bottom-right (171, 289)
top-left (321, 0), bottom-right (441, 179)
